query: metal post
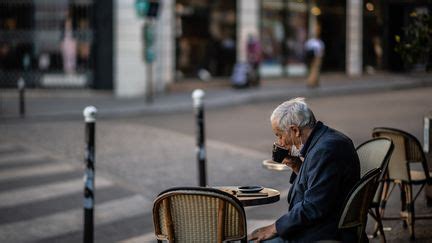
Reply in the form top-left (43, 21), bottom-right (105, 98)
top-left (83, 106), bottom-right (97, 243)
top-left (192, 89), bottom-right (207, 187)
top-left (18, 77), bottom-right (26, 118)
top-left (144, 20), bottom-right (154, 104)
top-left (424, 113), bottom-right (432, 206)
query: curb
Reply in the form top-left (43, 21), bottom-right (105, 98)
top-left (1, 77), bottom-right (431, 121)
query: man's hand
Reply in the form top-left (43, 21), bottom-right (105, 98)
top-left (248, 223), bottom-right (277, 242)
top-left (282, 156), bottom-right (303, 174)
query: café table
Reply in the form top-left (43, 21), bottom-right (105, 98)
top-left (215, 186), bottom-right (280, 207)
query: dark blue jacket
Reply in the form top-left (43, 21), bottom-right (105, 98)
top-left (275, 121), bottom-right (360, 242)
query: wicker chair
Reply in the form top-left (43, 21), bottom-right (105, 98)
top-left (372, 127), bottom-right (432, 240)
top-left (152, 187), bottom-right (247, 243)
top-left (356, 137), bottom-right (394, 242)
top-left (339, 168), bottom-right (382, 243)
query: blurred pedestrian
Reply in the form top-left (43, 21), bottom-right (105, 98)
top-left (246, 33), bottom-right (262, 87)
top-left (60, 12), bottom-right (77, 74)
top-left (304, 24), bottom-right (324, 88)
top-left (248, 97), bottom-right (360, 242)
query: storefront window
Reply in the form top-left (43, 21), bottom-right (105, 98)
top-left (0, 1), bottom-right (94, 87)
top-left (261, 0), bottom-right (308, 77)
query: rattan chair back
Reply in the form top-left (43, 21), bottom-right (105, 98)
top-left (372, 127), bottom-right (430, 182)
top-left (356, 137), bottom-right (394, 207)
top-left (339, 168), bottom-right (381, 243)
top-left (153, 187), bottom-right (247, 243)
top-left (356, 137), bottom-right (394, 178)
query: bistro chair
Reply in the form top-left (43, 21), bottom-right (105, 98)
top-left (152, 187), bottom-right (247, 243)
top-left (356, 137), bottom-right (394, 242)
top-left (339, 168), bottom-right (382, 243)
top-left (372, 127), bottom-right (432, 240)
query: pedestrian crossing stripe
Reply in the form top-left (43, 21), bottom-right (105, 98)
top-left (0, 162), bottom-right (77, 182)
top-left (0, 177), bottom-right (112, 208)
top-left (0, 195), bottom-right (152, 242)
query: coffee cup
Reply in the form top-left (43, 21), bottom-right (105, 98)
top-left (272, 143), bottom-right (289, 163)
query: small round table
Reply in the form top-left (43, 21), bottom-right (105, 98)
top-left (262, 159), bottom-right (291, 171)
top-left (216, 186), bottom-right (280, 207)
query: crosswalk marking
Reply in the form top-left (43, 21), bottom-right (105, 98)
top-left (0, 162), bottom-right (77, 182)
top-left (0, 195), bottom-right (152, 242)
top-left (0, 177), bottom-right (112, 208)
top-left (0, 144), bottom-right (22, 153)
top-left (0, 153), bottom-right (47, 165)
top-left (0, 145), bottom-right (158, 242)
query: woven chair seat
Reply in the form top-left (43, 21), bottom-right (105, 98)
top-left (410, 170), bottom-right (432, 184)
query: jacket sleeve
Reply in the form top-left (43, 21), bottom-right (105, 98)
top-left (275, 146), bottom-right (345, 237)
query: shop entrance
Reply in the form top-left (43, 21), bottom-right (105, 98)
top-left (382, 2), bottom-right (430, 72)
top-left (175, 0), bottom-right (236, 79)
top-left (316, 2), bottom-right (346, 72)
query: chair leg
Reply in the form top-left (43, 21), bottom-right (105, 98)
top-left (379, 180), bottom-right (391, 220)
top-left (399, 182), bottom-right (408, 228)
top-left (406, 185), bottom-right (415, 240)
top-left (374, 206), bottom-right (387, 243)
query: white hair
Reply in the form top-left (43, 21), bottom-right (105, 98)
top-left (270, 97), bottom-right (316, 131)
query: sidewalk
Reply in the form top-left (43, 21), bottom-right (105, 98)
top-left (1, 72), bottom-right (431, 120)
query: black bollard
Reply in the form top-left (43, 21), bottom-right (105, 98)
top-left (83, 106), bottom-right (97, 243)
top-left (192, 89), bottom-right (207, 187)
top-left (424, 114), bottom-right (432, 206)
top-left (18, 77), bottom-right (25, 118)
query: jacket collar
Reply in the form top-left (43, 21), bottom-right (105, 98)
top-left (300, 121), bottom-right (327, 157)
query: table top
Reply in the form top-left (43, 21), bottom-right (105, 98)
top-left (215, 186), bottom-right (280, 207)
top-left (262, 159), bottom-right (291, 171)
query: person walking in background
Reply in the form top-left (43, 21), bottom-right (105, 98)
top-left (246, 33), bottom-right (262, 87)
top-left (304, 24), bottom-right (324, 88)
top-left (60, 12), bottom-right (77, 74)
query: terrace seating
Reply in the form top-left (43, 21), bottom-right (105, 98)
top-left (152, 187), bottom-right (247, 243)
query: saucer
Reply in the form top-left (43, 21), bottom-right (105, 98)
top-left (238, 186), bottom-right (264, 193)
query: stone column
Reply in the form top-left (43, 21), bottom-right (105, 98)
top-left (346, 0), bottom-right (363, 76)
top-left (154, 0), bottom-right (174, 92)
top-left (114, 0), bottom-right (174, 98)
top-left (237, 0), bottom-right (260, 63)
top-left (114, 0), bottom-right (146, 98)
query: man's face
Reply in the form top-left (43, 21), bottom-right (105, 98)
top-left (271, 120), bottom-right (301, 149)
top-left (272, 120), bottom-right (290, 149)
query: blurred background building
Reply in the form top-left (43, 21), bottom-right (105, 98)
top-left (0, 0), bottom-right (430, 97)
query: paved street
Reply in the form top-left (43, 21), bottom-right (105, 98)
top-left (1, 86), bottom-right (432, 242)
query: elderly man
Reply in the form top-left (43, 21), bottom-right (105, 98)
top-left (249, 97), bottom-right (360, 242)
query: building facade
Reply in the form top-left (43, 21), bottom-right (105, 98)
top-left (0, 0), bottom-right (430, 97)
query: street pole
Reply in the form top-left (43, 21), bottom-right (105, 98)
top-left (192, 89), bottom-right (207, 187)
top-left (146, 57), bottom-right (153, 103)
top-left (144, 20), bottom-right (154, 104)
top-left (17, 77), bottom-right (25, 118)
top-left (83, 106), bottom-right (97, 243)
